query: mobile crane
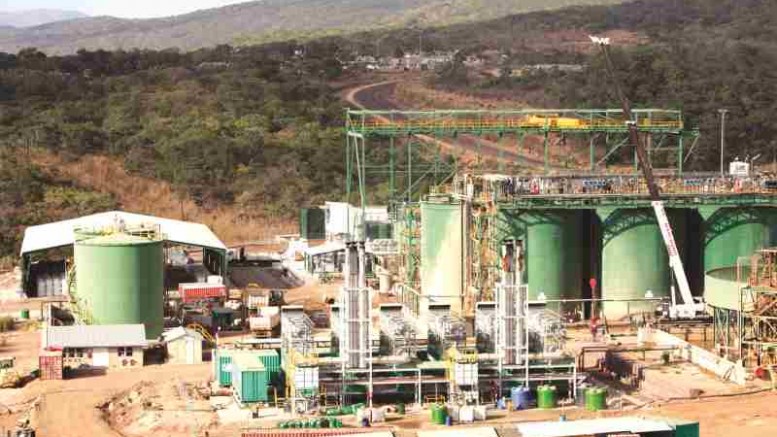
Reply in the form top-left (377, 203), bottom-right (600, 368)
top-left (589, 36), bottom-right (705, 319)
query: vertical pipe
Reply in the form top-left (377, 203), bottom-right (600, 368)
top-left (407, 138), bottom-right (412, 202)
top-left (678, 135), bottom-right (684, 175)
top-left (589, 134), bottom-right (595, 172)
top-left (389, 136), bottom-right (395, 200)
top-left (346, 135), bottom-right (351, 203)
top-left (543, 131), bottom-right (550, 175)
top-left (719, 109), bottom-right (728, 176)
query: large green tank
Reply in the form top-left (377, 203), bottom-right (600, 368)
top-left (703, 207), bottom-right (777, 272)
top-left (496, 209), bottom-right (583, 302)
top-left (601, 208), bottom-right (686, 318)
top-left (421, 201), bottom-right (463, 314)
top-left (74, 232), bottom-right (164, 338)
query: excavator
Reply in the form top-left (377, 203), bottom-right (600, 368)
top-left (590, 36), bottom-right (705, 319)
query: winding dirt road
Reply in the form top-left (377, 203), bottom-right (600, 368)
top-left (344, 80), bottom-right (548, 168)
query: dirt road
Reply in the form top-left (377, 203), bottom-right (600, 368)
top-left (344, 80), bottom-right (556, 170)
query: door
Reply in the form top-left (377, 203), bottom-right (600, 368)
top-left (185, 338), bottom-right (195, 364)
top-left (92, 348), bottom-right (110, 367)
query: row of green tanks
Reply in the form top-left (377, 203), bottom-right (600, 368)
top-left (419, 201), bottom-right (777, 320)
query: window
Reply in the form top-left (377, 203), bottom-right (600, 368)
top-left (118, 347), bottom-right (134, 357)
top-left (75, 348), bottom-right (83, 358)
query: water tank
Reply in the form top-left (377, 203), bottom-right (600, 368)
top-left (421, 201), bottom-right (463, 315)
top-left (74, 232), bottom-right (164, 338)
top-left (704, 207), bottom-right (777, 272)
top-left (496, 209), bottom-right (584, 302)
top-left (601, 208), bottom-right (686, 319)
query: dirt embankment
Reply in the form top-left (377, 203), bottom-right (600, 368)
top-left (102, 380), bottom-right (216, 437)
top-left (31, 151), bottom-right (295, 244)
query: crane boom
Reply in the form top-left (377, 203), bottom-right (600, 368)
top-left (591, 37), bottom-right (700, 318)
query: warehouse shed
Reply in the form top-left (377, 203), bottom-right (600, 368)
top-left (19, 211), bottom-right (228, 297)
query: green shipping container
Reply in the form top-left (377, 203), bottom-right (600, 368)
top-left (215, 349), bottom-right (234, 387)
top-left (300, 208), bottom-right (326, 240)
top-left (232, 354), bottom-right (269, 403)
top-left (256, 349), bottom-right (281, 380)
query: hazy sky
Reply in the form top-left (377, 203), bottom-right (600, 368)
top-left (0, 0), bottom-right (251, 18)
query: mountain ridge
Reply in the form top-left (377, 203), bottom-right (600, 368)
top-left (0, 8), bottom-right (87, 28)
top-left (0, 0), bottom-right (623, 54)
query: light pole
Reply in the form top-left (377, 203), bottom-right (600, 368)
top-left (718, 109), bottom-right (729, 176)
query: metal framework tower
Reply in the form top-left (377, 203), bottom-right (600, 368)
top-left (495, 239), bottom-right (530, 388)
top-left (345, 108), bottom-right (700, 211)
top-left (339, 242), bottom-right (373, 405)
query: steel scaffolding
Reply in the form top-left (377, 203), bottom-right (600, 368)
top-left (345, 108), bottom-right (700, 212)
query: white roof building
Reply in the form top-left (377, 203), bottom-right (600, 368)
top-left (21, 210), bottom-right (227, 255)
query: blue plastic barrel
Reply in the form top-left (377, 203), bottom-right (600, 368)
top-left (511, 386), bottom-right (531, 410)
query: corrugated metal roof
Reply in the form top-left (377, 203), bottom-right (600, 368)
top-left (304, 241), bottom-right (345, 257)
top-left (44, 324), bottom-right (148, 348)
top-left (21, 211), bottom-right (226, 255)
top-left (515, 417), bottom-right (673, 437)
top-left (417, 428), bottom-right (497, 437)
top-left (161, 327), bottom-right (203, 343)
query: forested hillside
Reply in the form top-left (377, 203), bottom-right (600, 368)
top-left (405, 0), bottom-right (777, 169)
top-left (0, 42), bottom-right (349, 261)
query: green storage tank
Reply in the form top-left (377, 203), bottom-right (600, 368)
top-left (601, 209), bottom-right (686, 319)
top-left (537, 385), bottom-right (558, 409)
top-left (232, 354), bottom-right (269, 403)
top-left (704, 207), bottom-right (777, 272)
top-left (496, 209), bottom-right (584, 302)
top-left (300, 208), bottom-right (326, 240)
top-left (585, 387), bottom-right (606, 411)
top-left (73, 231), bottom-right (164, 338)
top-left (421, 202), bottom-right (463, 315)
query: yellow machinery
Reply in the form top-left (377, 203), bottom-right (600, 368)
top-left (0, 356), bottom-right (21, 388)
top-left (187, 323), bottom-right (216, 345)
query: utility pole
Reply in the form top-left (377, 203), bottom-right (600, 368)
top-left (718, 109), bottom-right (729, 176)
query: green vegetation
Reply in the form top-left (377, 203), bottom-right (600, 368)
top-left (419, 0), bottom-right (777, 170)
top-left (0, 147), bottom-right (117, 261)
top-left (0, 42), bottom-right (351, 258)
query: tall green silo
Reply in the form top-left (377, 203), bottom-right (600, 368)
top-left (495, 209), bottom-right (583, 302)
top-left (421, 201), bottom-right (463, 315)
top-left (74, 232), bottom-right (164, 338)
top-left (600, 208), bottom-right (687, 319)
top-left (703, 207), bottom-right (777, 272)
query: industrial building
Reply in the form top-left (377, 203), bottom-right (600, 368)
top-left (42, 324), bottom-right (148, 369)
top-left (20, 211), bottom-right (228, 339)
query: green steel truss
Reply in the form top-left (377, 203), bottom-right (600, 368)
top-left (344, 108), bottom-right (700, 210)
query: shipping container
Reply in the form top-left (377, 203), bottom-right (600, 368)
top-left (215, 349), bottom-right (234, 387)
top-left (255, 350), bottom-right (281, 381)
top-left (179, 283), bottom-right (227, 303)
top-left (249, 314), bottom-right (280, 331)
top-left (232, 354), bottom-right (269, 403)
top-left (39, 351), bottom-right (63, 380)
